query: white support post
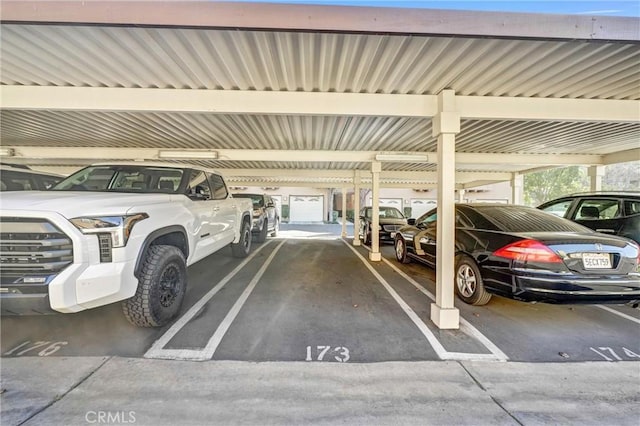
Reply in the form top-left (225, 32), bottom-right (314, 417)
top-left (341, 186), bottom-right (348, 238)
top-left (431, 90), bottom-right (460, 330)
top-left (511, 173), bottom-right (524, 205)
top-left (369, 161), bottom-right (382, 261)
top-left (458, 189), bottom-right (466, 203)
top-left (589, 165), bottom-right (605, 191)
top-left (353, 171), bottom-right (361, 246)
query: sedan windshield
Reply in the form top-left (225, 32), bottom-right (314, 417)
top-left (51, 165), bottom-right (184, 194)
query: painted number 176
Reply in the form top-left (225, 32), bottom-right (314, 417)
top-left (305, 346), bottom-right (350, 363)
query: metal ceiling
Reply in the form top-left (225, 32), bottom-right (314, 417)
top-left (2, 25), bottom-right (639, 99)
top-left (0, 2), bottom-right (639, 186)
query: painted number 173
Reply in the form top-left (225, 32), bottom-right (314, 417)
top-left (305, 346), bottom-right (350, 363)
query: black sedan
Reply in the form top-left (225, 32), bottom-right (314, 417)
top-left (359, 206), bottom-right (408, 245)
top-left (394, 204), bottom-right (640, 306)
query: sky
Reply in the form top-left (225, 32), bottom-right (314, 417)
top-left (227, 1), bottom-right (640, 17)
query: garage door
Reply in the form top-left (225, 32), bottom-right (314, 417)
top-left (289, 195), bottom-right (324, 223)
top-left (380, 198), bottom-right (403, 209)
top-left (410, 199), bottom-right (437, 219)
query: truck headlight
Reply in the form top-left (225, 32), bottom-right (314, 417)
top-left (70, 213), bottom-right (149, 247)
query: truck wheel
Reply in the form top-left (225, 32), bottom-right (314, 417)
top-left (454, 255), bottom-right (492, 306)
top-left (122, 245), bottom-right (187, 327)
top-left (256, 219), bottom-right (268, 243)
top-left (232, 219), bottom-right (252, 258)
top-left (270, 219), bottom-right (279, 237)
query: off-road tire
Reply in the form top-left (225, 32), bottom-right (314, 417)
top-left (122, 245), bottom-right (187, 327)
top-left (270, 219), bottom-right (279, 237)
top-left (232, 219), bottom-right (252, 258)
top-left (256, 219), bottom-right (268, 243)
top-left (454, 255), bottom-right (492, 306)
top-left (394, 236), bottom-right (411, 264)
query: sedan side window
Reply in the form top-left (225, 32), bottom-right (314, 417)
top-left (624, 200), bottom-right (640, 217)
top-left (540, 199), bottom-right (572, 217)
top-left (575, 199), bottom-right (620, 220)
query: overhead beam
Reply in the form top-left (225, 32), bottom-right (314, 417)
top-left (2, 86), bottom-right (638, 123)
top-left (2, 1), bottom-right (638, 41)
top-left (602, 148), bottom-right (640, 165)
top-left (1, 146), bottom-right (604, 166)
top-left (222, 169), bottom-right (511, 181)
top-left (457, 96), bottom-right (640, 123)
top-left (455, 152), bottom-right (602, 166)
top-left (0, 86), bottom-right (437, 118)
top-left (225, 180), bottom-right (438, 189)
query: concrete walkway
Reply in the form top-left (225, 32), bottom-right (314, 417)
top-left (2, 357), bottom-right (638, 425)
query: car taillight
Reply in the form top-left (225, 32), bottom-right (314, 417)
top-left (493, 239), bottom-right (563, 263)
top-left (632, 242), bottom-right (640, 266)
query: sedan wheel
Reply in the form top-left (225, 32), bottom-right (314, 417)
top-left (395, 237), bottom-right (410, 264)
top-left (454, 255), bottom-right (492, 306)
top-left (363, 228), bottom-right (370, 245)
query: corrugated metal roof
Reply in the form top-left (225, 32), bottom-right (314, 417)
top-left (2, 111), bottom-right (638, 158)
top-left (0, 9), bottom-right (638, 184)
top-left (2, 25), bottom-right (639, 99)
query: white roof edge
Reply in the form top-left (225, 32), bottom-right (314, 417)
top-left (2, 1), bottom-right (639, 42)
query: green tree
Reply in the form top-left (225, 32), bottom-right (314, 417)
top-left (603, 161), bottom-right (640, 191)
top-left (524, 166), bottom-right (588, 206)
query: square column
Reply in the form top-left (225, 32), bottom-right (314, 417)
top-left (369, 161), bottom-right (381, 261)
top-left (341, 186), bottom-right (348, 238)
top-left (431, 90), bottom-right (460, 329)
top-left (353, 171), bottom-right (361, 246)
top-left (511, 173), bottom-right (523, 204)
top-left (589, 165), bottom-right (605, 191)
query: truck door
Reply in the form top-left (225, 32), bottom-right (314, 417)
top-left (208, 173), bottom-right (236, 242)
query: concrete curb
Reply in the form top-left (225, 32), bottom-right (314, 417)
top-left (2, 357), bottom-right (638, 425)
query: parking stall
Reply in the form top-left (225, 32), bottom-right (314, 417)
top-left (2, 228), bottom-right (638, 363)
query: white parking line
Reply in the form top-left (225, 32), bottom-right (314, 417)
top-left (343, 241), bottom-right (449, 359)
top-left (145, 240), bottom-right (275, 360)
top-left (200, 240), bottom-right (286, 359)
top-left (348, 241), bottom-right (508, 362)
top-left (596, 305), bottom-right (640, 325)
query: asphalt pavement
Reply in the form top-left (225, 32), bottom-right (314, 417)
top-left (1, 223), bottom-right (639, 425)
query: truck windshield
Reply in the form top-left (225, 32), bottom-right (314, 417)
top-left (51, 165), bottom-right (184, 193)
top-left (233, 194), bottom-right (264, 207)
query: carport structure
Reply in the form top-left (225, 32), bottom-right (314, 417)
top-left (1, 1), bottom-right (639, 329)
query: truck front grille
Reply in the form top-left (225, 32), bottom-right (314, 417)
top-left (0, 217), bottom-right (73, 281)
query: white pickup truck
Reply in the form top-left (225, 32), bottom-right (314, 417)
top-left (0, 162), bottom-right (253, 327)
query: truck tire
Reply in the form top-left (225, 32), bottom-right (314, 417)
top-left (256, 218), bottom-right (268, 243)
top-left (122, 245), bottom-right (187, 327)
top-left (232, 219), bottom-right (252, 258)
top-left (270, 219), bottom-right (279, 237)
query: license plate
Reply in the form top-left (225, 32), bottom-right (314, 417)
top-left (582, 253), bottom-right (611, 269)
